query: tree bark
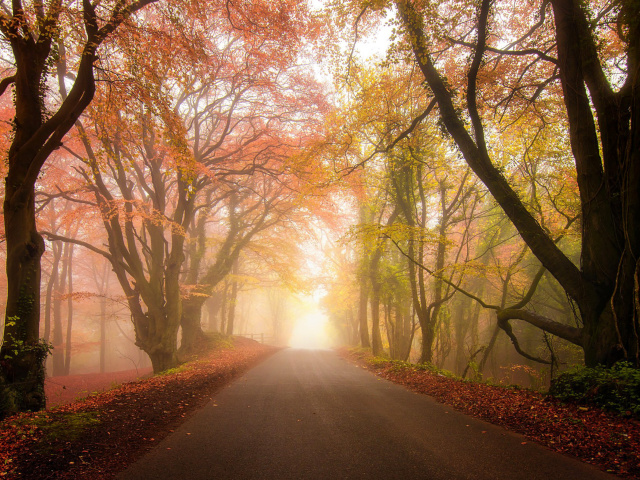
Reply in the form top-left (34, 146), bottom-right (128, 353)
top-left (100, 295), bottom-right (107, 374)
top-left (226, 262), bottom-right (240, 336)
top-left (43, 241), bottom-right (63, 344)
top-left (358, 283), bottom-right (371, 348)
top-left (369, 247), bottom-right (385, 356)
top-left (207, 295), bottom-right (221, 332)
top-left (370, 289), bottom-right (384, 356)
top-left (52, 242), bottom-right (71, 376)
top-left (180, 297), bottom-right (208, 355)
top-left (64, 245), bottom-right (74, 376)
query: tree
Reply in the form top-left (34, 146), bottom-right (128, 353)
top-left (392, 157), bottom-right (477, 364)
top-left (0, 0), bottom-right (158, 415)
top-left (341, 0), bottom-right (639, 367)
top-left (40, 0), bottom-right (326, 369)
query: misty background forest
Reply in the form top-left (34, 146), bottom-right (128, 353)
top-left (1, 0), bottom-right (639, 417)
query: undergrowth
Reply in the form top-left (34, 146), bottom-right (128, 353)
top-left (351, 347), bottom-right (640, 419)
top-left (549, 362), bottom-right (640, 418)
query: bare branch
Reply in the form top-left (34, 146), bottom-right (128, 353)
top-left (42, 231), bottom-right (114, 264)
top-left (497, 315), bottom-right (552, 364)
top-left (498, 308), bottom-right (583, 346)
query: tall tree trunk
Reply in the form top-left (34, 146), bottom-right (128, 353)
top-left (207, 294), bottom-right (221, 332)
top-left (226, 262), bottom-right (240, 336)
top-left (179, 297), bottom-right (208, 355)
top-left (178, 193), bottom-right (210, 353)
top-left (370, 284), bottom-right (384, 356)
top-left (402, 303), bottom-right (413, 361)
top-left (368, 210), bottom-right (398, 357)
top-left (99, 260), bottom-right (110, 374)
top-left (219, 282), bottom-right (230, 335)
top-left (52, 242), bottom-right (71, 376)
top-left (392, 301), bottom-right (402, 360)
top-left (384, 298), bottom-right (394, 358)
top-left (1, 142), bottom-right (46, 412)
top-left (100, 295), bottom-right (107, 374)
top-left (64, 245), bottom-right (74, 375)
top-left (358, 283), bottom-right (370, 347)
top-left (348, 308), bottom-right (359, 345)
top-left (43, 241), bottom-right (63, 344)
top-left (1, 52), bottom-right (47, 406)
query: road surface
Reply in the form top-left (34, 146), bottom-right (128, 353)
top-left (119, 349), bottom-right (613, 480)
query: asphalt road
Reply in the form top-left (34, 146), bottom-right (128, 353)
top-left (118, 349), bottom-right (614, 480)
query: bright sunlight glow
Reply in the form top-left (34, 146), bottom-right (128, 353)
top-left (289, 311), bottom-right (332, 349)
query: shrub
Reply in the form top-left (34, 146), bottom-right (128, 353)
top-left (548, 362), bottom-right (640, 417)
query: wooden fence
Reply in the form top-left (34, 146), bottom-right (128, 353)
top-left (235, 333), bottom-right (273, 344)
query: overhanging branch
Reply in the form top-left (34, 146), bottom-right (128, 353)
top-left (498, 308), bottom-right (583, 346)
top-left (0, 75), bottom-right (15, 97)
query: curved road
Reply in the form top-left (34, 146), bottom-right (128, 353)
top-left (119, 349), bottom-right (613, 480)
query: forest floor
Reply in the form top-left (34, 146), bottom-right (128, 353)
top-left (0, 336), bottom-right (279, 479)
top-left (2, 344), bottom-right (639, 479)
top-left (340, 348), bottom-right (640, 478)
top-left (44, 368), bottom-right (154, 409)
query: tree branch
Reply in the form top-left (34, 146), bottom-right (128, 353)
top-left (497, 315), bottom-right (552, 364)
top-left (498, 308), bottom-right (583, 346)
top-left (395, 0), bottom-right (592, 308)
top-left (41, 231), bottom-right (117, 266)
top-left (0, 74), bottom-right (15, 97)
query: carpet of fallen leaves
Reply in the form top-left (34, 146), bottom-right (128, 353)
top-left (44, 368), bottom-right (154, 409)
top-left (0, 338), bottom-right (278, 479)
top-left (341, 348), bottom-right (640, 479)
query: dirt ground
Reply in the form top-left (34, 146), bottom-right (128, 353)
top-left (44, 368), bottom-right (154, 409)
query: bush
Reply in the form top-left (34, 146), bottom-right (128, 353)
top-left (549, 362), bottom-right (640, 417)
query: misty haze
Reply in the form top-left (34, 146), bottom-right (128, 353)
top-left (1, 0), bottom-right (639, 478)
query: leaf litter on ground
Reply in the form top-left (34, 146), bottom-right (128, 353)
top-left (0, 337), bottom-right (278, 479)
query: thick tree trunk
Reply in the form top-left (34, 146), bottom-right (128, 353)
top-left (581, 304), bottom-right (628, 367)
top-left (134, 307), bottom-right (180, 374)
top-left (180, 297), bottom-right (208, 355)
top-left (148, 349), bottom-right (179, 374)
top-left (419, 321), bottom-right (436, 364)
top-left (1, 169), bottom-right (47, 414)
